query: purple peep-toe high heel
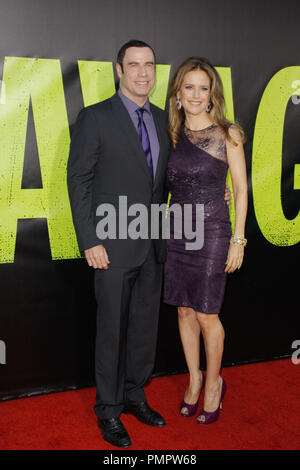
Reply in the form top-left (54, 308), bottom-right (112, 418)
top-left (197, 377), bottom-right (226, 424)
top-left (180, 370), bottom-right (205, 417)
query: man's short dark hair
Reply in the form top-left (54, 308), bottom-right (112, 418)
top-left (117, 40), bottom-right (156, 71)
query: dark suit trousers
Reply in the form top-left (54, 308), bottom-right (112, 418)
top-left (93, 242), bottom-right (163, 420)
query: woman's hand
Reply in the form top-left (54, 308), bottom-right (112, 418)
top-left (225, 243), bottom-right (244, 273)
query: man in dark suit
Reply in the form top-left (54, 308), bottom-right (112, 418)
top-left (67, 40), bottom-right (170, 448)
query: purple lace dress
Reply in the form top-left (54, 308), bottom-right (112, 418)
top-left (163, 124), bottom-right (231, 314)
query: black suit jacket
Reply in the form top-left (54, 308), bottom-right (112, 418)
top-left (67, 93), bottom-right (170, 267)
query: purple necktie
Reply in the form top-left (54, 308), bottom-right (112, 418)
top-left (136, 107), bottom-right (154, 181)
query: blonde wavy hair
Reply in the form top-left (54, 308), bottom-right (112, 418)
top-left (168, 57), bottom-right (245, 148)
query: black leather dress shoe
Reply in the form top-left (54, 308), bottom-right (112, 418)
top-left (98, 417), bottom-right (131, 448)
top-left (123, 401), bottom-right (166, 427)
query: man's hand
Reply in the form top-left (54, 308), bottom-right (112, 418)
top-left (224, 184), bottom-right (231, 207)
top-left (84, 245), bottom-right (110, 270)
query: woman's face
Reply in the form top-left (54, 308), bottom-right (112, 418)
top-left (177, 69), bottom-right (211, 116)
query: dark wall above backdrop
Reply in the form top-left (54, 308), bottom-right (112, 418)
top-left (0, 0), bottom-right (299, 400)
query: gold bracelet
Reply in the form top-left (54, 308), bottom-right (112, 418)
top-left (230, 236), bottom-right (247, 247)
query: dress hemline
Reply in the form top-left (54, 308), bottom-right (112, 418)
top-left (163, 298), bottom-right (221, 315)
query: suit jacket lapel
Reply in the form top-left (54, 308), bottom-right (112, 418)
top-left (151, 104), bottom-right (167, 191)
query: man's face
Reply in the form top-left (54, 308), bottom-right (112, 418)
top-left (116, 47), bottom-right (156, 104)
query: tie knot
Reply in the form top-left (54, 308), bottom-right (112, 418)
top-left (136, 107), bottom-right (146, 118)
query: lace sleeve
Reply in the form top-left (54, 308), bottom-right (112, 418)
top-left (184, 124), bottom-right (228, 164)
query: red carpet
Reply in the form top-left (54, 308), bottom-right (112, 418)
top-left (0, 359), bottom-right (299, 450)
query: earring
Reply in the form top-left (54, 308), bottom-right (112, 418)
top-left (206, 101), bottom-right (212, 113)
top-left (176, 97), bottom-right (182, 110)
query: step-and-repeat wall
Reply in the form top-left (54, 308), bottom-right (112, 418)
top-left (0, 0), bottom-right (299, 399)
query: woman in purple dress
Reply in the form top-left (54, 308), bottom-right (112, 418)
top-left (164, 57), bottom-right (247, 424)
